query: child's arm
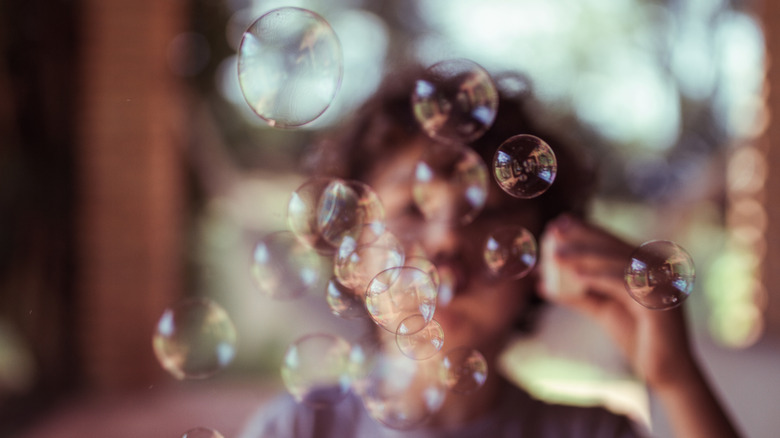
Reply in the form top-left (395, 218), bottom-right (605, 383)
top-left (538, 215), bottom-right (741, 438)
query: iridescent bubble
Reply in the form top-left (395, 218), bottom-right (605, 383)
top-left (412, 142), bottom-right (489, 225)
top-left (395, 315), bottom-right (444, 360)
top-left (288, 178), bottom-right (385, 253)
top-left (366, 266), bottom-right (438, 333)
top-left (411, 59), bottom-right (498, 144)
top-left (250, 231), bottom-right (324, 300)
top-left (153, 298), bottom-right (237, 380)
top-left (483, 226), bottom-right (538, 279)
top-left (181, 427), bottom-right (224, 438)
top-left (404, 256), bottom-right (440, 290)
top-left (334, 230), bottom-right (405, 294)
top-left (288, 177), bottom-right (338, 253)
top-left (493, 134), bottom-right (557, 199)
top-left (325, 276), bottom-right (366, 319)
top-left (354, 352), bottom-right (446, 430)
top-left (281, 333), bottom-right (354, 408)
top-left (317, 179), bottom-right (385, 247)
top-left (440, 347), bottom-right (487, 394)
top-left (237, 7), bottom-right (343, 127)
top-left (625, 240), bottom-right (695, 310)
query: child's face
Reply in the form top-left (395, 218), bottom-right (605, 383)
top-left (367, 137), bottom-right (538, 353)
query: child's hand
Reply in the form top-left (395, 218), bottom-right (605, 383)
top-left (537, 215), bottom-right (697, 391)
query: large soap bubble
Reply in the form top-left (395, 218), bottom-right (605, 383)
top-left (625, 240), bottom-right (695, 310)
top-left (237, 7), bottom-right (343, 127)
top-left (411, 59), bottom-right (498, 144)
top-left (153, 298), bottom-right (237, 380)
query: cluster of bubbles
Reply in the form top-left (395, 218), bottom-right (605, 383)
top-left (149, 5), bottom-right (697, 433)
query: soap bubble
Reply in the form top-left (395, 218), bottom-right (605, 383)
top-left (395, 315), bottom-right (444, 360)
top-left (153, 298), bottom-right (237, 380)
top-left (365, 266), bottom-right (438, 333)
top-left (483, 226), bottom-right (537, 279)
top-left (412, 142), bottom-right (489, 225)
top-left (334, 230), bottom-right (405, 294)
top-left (411, 59), bottom-right (498, 144)
top-left (288, 178), bottom-right (385, 253)
top-left (237, 7), bottom-right (342, 127)
top-left (493, 134), bottom-right (557, 199)
top-left (355, 352), bottom-right (446, 430)
top-left (281, 333), bottom-right (354, 408)
top-left (404, 256), bottom-right (440, 290)
top-left (440, 347), bottom-right (487, 394)
top-left (625, 240), bottom-right (695, 310)
top-left (181, 427), bottom-right (224, 438)
top-left (250, 231), bottom-right (325, 300)
top-left (325, 276), bottom-right (367, 319)
top-left (288, 177), bottom-right (338, 253)
top-left (318, 179), bottom-right (385, 247)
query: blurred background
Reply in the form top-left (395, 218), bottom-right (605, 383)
top-left (1, 0), bottom-right (778, 436)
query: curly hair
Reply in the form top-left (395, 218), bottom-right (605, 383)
top-left (302, 64), bottom-right (598, 332)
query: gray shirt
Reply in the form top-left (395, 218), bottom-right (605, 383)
top-left (239, 384), bottom-right (642, 438)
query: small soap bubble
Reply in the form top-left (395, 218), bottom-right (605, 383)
top-left (354, 352), bottom-right (446, 430)
top-left (625, 240), bottom-right (695, 310)
top-left (153, 298), bottom-right (238, 380)
top-left (326, 276), bottom-right (367, 319)
top-left (440, 347), bottom-right (487, 394)
top-left (366, 266), bottom-right (438, 333)
top-left (493, 134), bottom-right (557, 199)
top-left (483, 227), bottom-right (538, 279)
top-left (317, 179), bottom-right (385, 247)
top-left (412, 142), bottom-right (489, 225)
top-left (395, 315), bottom-right (445, 360)
top-left (250, 231), bottom-right (325, 300)
top-left (181, 427), bottom-right (224, 438)
top-left (334, 230), bottom-right (405, 294)
top-left (281, 333), bottom-right (354, 408)
top-left (411, 59), bottom-right (498, 144)
top-left (288, 178), bottom-right (386, 253)
top-left (237, 7), bottom-right (343, 127)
